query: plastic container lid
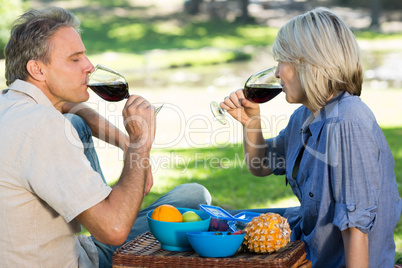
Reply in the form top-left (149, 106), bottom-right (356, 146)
top-left (199, 204), bottom-right (235, 221)
top-left (233, 211), bottom-right (261, 222)
top-left (199, 205), bottom-right (262, 232)
top-left (199, 205), bottom-right (261, 222)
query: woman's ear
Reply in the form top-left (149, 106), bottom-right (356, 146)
top-left (26, 60), bottom-right (45, 82)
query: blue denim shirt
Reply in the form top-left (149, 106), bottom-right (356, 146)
top-left (266, 92), bottom-right (402, 267)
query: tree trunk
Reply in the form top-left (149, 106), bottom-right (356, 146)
top-left (240, 0), bottom-right (250, 23)
top-left (185, 0), bottom-right (203, 15)
top-left (370, 0), bottom-right (381, 30)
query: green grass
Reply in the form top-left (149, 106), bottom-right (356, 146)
top-left (75, 8), bottom-right (402, 73)
top-left (82, 127), bottom-right (402, 263)
top-left (140, 127), bottom-right (402, 263)
top-left (28, 0), bottom-right (401, 262)
top-left (79, 13), bottom-right (278, 54)
top-left (355, 30), bottom-right (402, 41)
top-left (143, 144), bottom-right (296, 210)
top-left (13, 1), bottom-right (400, 71)
top-left (74, 7), bottom-right (277, 69)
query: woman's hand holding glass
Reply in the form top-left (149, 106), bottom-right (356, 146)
top-left (211, 66), bottom-right (281, 125)
top-left (219, 89), bottom-right (262, 126)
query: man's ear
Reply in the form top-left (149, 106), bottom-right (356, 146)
top-left (26, 60), bottom-right (45, 82)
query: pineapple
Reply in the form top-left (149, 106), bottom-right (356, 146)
top-left (243, 213), bottom-right (291, 253)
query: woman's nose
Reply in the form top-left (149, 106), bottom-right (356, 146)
top-left (274, 66), bottom-right (280, 78)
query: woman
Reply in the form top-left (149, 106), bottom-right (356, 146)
top-left (221, 8), bottom-right (401, 267)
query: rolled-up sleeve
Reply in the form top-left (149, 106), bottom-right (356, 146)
top-left (329, 120), bottom-right (380, 233)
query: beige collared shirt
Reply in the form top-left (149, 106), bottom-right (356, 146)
top-left (0, 80), bottom-right (112, 267)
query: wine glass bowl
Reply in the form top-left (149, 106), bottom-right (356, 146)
top-left (210, 66), bottom-right (282, 125)
top-left (87, 64), bottom-right (129, 102)
top-left (243, 66), bottom-right (282, 103)
top-left (87, 64), bottom-right (164, 115)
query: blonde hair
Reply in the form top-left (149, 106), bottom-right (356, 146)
top-left (273, 7), bottom-right (363, 111)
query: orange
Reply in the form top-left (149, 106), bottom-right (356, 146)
top-left (151, 204), bottom-right (183, 222)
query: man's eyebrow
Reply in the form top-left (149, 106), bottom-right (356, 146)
top-left (69, 51), bottom-right (86, 57)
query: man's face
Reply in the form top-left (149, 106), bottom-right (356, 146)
top-left (41, 26), bottom-right (94, 107)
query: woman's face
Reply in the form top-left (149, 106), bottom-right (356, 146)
top-left (275, 62), bottom-right (309, 108)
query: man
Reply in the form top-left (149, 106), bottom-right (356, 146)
top-left (0, 7), bottom-right (211, 267)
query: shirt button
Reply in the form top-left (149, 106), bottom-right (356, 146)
top-left (309, 192), bottom-right (314, 197)
top-left (347, 204), bottom-right (356, 212)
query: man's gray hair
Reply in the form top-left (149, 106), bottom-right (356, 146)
top-left (4, 7), bottom-right (81, 86)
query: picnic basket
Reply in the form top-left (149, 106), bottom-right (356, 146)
top-left (112, 231), bottom-right (311, 268)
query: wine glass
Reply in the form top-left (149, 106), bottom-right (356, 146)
top-left (87, 64), bottom-right (164, 115)
top-left (210, 66), bottom-right (281, 125)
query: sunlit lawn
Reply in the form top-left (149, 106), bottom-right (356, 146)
top-left (76, 4), bottom-right (402, 72)
top-left (26, 1), bottom-right (401, 262)
top-left (141, 127), bottom-right (402, 263)
top-left (143, 144), bottom-right (296, 210)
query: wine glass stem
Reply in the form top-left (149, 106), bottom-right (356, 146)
top-left (125, 94), bottom-right (163, 115)
top-left (155, 103), bottom-right (164, 115)
top-left (218, 107), bottom-right (225, 115)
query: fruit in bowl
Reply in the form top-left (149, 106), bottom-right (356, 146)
top-left (147, 206), bottom-right (210, 252)
top-left (182, 211), bottom-right (202, 222)
top-left (209, 218), bottom-right (230, 231)
top-left (187, 231), bottom-right (245, 258)
top-left (151, 204), bottom-right (183, 222)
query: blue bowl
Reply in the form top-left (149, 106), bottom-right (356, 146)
top-left (147, 208), bottom-right (210, 252)
top-left (186, 231), bottom-right (245, 257)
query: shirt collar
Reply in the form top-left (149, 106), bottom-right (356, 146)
top-left (302, 91), bottom-right (348, 141)
top-left (8, 79), bottom-right (55, 108)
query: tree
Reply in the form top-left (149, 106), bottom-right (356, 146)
top-left (369, 0), bottom-right (381, 30)
top-left (184, 0), bottom-right (203, 15)
top-left (185, 0), bottom-right (251, 23)
top-left (0, 0), bottom-right (25, 58)
top-left (239, 0), bottom-right (250, 23)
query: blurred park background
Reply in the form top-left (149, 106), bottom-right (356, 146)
top-left (1, 0), bottom-right (402, 262)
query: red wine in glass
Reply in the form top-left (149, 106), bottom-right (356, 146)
top-left (88, 82), bottom-right (129, 102)
top-left (87, 64), bottom-right (164, 114)
top-left (87, 64), bottom-right (129, 102)
top-left (243, 84), bottom-right (282, 103)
